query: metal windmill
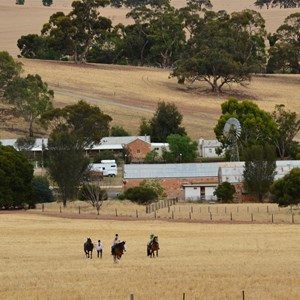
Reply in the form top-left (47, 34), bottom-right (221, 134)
top-left (223, 117), bottom-right (242, 161)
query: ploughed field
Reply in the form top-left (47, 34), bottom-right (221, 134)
top-left (1, 205), bottom-right (300, 300)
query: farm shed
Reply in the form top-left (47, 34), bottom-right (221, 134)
top-left (0, 136), bottom-right (151, 159)
top-left (198, 138), bottom-right (224, 158)
top-left (124, 160), bottom-right (300, 202)
top-left (218, 160), bottom-right (300, 202)
top-left (123, 163), bottom-right (220, 200)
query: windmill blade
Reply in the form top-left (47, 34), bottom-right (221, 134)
top-left (223, 117), bottom-right (241, 138)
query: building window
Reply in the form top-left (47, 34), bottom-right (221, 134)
top-left (137, 149), bottom-right (140, 153)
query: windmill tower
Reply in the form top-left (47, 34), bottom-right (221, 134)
top-left (223, 117), bottom-right (241, 161)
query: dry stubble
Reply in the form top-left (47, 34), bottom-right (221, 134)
top-left (0, 213), bottom-right (300, 300)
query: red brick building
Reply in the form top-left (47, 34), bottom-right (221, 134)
top-left (126, 138), bottom-right (152, 163)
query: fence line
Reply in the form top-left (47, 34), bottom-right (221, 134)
top-left (38, 202), bottom-right (299, 224)
top-left (129, 290), bottom-right (246, 299)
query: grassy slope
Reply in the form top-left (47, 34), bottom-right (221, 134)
top-left (0, 1), bottom-right (299, 140)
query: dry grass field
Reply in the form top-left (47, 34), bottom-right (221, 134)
top-left (35, 200), bottom-right (300, 224)
top-left (0, 1), bottom-right (300, 140)
top-left (0, 210), bottom-right (300, 300)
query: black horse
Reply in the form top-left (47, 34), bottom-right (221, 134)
top-left (84, 238), bottom-right (94, 259)
top-left (112, 241), bottom-right (126, 263)
top-left (147, 236), bottom-right (159, 258)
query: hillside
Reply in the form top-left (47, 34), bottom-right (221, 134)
top-left (0, 1), bottom-right (299, 140)
top-left (1, 59), bottom-right (299, 140)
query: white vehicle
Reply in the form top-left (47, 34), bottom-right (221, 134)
top-left (90, 161), bottom-right (117, 177)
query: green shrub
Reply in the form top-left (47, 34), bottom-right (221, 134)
top-left (213, 182), bottom-right (236, 203)
top-left (123, 186), bottom-right (158, 204)
top-left (32, 176), bottom-right (54, 203)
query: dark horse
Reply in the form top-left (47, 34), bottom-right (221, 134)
top-left (147, 236), bottom-right (159, 258)
top-left (84, 238), bottom-right (94, 259)
top-left (112, 241), bottom-right (126, 263)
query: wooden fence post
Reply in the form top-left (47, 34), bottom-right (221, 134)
top-left (272, 214), bottom-right (274, 223)
top-left (130, 294), bottom-right (134, 300)
top-left (230, 212), bottom-right (232, 221)
top-left (183, 292), bottom-right (186, 300)
top-left (292, 214), bottom-right (294, 224)
top-left (251, 213), bottom-right (253, 222)
top-left (136, 210), bottom-right (138, 218)
top-left (210, 212), bottom-right (212, 221)
top-left (115, 208), bottom-right (118, 217)
top-left (242, 290), bottom-right (245, 300)
top-left (42, 204), bottom-right (44, 212)
top-left (78, 206), bottom-right (80, 214)
top-left (60, 206), bottom-right (61, 213)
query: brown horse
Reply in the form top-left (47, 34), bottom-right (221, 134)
top-left (112, 241), bottom-right (126, 263)
top-left (84, 238), bottom-right (94, 259)
top-left (148, 236), bottom-right (159, 258)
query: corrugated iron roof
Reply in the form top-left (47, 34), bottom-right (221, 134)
top-left (124, 161), bottom-right (300, 182)
top-left (124, 163), bottom-right (220, 179)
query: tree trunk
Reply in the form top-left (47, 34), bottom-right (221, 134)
top-left (29, 119), bottom-right (34, 137)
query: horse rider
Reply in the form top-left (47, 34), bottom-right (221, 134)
top-left (147, 233), bottom-right (156, 256)
top-left (111, 234), bottom-right (120, 255)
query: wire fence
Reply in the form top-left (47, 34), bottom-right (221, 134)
top-left (37, 201), bottom-right (300, 224)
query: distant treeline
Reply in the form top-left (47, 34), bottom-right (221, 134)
top-left (16, 0), bottom-right (53, 6)
top-left (16, 0), bottom-right (300, 79)
top-left (254, 0), bottom-right (300, 9)
top-left (15, 0), bottom-right (300, 9)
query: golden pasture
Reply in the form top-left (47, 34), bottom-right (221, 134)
top-left (0, 210), bottom-right (300, 300)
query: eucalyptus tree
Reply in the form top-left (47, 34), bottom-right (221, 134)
top-left (214, 97), bottom-right (278, 155)
top-left (267, 13), bottom-right (300, 73)
top-left (0, 145), bottom-right (34, 209)
top-left (272, 104), bottom-right (300, 159)
top-left (139, 101), bottom-right (186, 142)
top-left (42, 0), bottom-right (53, 6)
top-left (270, 168), bottom-right (300, 207)
top-left (171, 9), bottom-right (267, 92)
top-left (4, 74), bottom-right (54, 137)
top-left (254, 0), bottom-right (300, 8)
top-left (127, 1), bottom-right (186, 67)
top-left (40, 0), bottom-right (112, 63)
top-left (163, 133), bottom-right (198, 163)
top-left (0, 51), bottom-right (23, 96)
top-left (45, 100), bottom-right (112, 207)
top-left (243, 144), bottom-right (277, 202)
